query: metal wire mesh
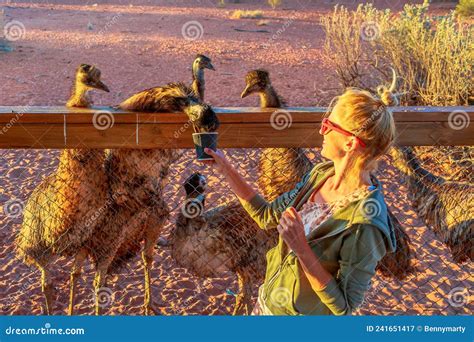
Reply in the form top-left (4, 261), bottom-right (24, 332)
top-left (0, 146), bottom-right (472, 315)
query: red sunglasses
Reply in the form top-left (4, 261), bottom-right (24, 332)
top-left (320, 118), bottom-right (367, 148)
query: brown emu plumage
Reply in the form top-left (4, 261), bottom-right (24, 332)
top-left (170, 174), bottom-right (278, 315)
top-left (119, 82), bottom-right (198, 112)
top-left (81, 57), bottom-right (219, 315)
top-left (16, 64), bottom-right (110, 315)
top-left (241, 69), bottom-right (313, 201)
top-left (390, 146), bottom-right (473, 264)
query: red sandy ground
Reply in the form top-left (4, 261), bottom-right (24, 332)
top-left (0, 0), bottom-right (471, 315)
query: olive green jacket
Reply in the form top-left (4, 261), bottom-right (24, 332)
top-left (240, 161), bottom-right (397, 315)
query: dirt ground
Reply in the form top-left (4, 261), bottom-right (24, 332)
top-left (0, 0), bottom-right (471, 316)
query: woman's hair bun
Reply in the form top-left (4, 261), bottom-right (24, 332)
top-left (377, 87), bottom-right (399, 107)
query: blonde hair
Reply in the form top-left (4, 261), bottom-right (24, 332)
top-left (327, 85), bottom-right (397, 176)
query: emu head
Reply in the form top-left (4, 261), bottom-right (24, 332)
top-left (193, 54), bottom-right (215, 72)
top-left (75, 64), bottom-right (110, 93)
top-left (181, 173), bottom-right (207, 219)
top-left (241, 69), bottom-right (271, 99)
top-left (183, 173), bottom-right (207, 199)
top-left (184, 103), bottom-right (220, 133)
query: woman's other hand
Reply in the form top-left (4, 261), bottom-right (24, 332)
top-left (277, 207), bottom-right (308, 255)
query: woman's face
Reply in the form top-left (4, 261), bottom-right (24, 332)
top-left (320, 102), bottom-right (354, 161)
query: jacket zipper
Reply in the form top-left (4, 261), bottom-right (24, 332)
top-left (263, 222), bottom-right (354, 302)
top-left (262, 252), bottom-right (293, 301)
top-left (262, 164), bottom-right (340, 303)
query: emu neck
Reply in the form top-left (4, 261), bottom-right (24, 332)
top-left (259, 85), bottom-right (281, 108)
top-left (56, 149), bottom-right (104, 177)
top-left (192, 65), bottom-right (205, 101)
top-left (67, 82), bottom-right (91, 107)
top-left (392, 148), bottom-right (445, 188)
top-left (186, 191), bottom-right (205, 202)
top-left (405, 154), bottom-right (445, 187)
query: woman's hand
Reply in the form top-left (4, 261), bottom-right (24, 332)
top-left (201, 148), bottom-right (231, 175)
top-left (277, 207), bottom-right (308, 255)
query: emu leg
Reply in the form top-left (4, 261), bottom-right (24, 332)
top-left (232, 271), bottom-right (245, 316)
top-left (93, 261), bottom-right (111, 316)
top-left (142, 251), bottom-right (154, 316)
top-left (232, 270), bottom-right (254, 315)
top-left (241, 278), bottom-right (254, 315)
top-left (39, 266), bottom-right (54, 315)
top-left (142, 212), bottom-right (166, 315)
top-left (68, 248), bottom-right (88, 315)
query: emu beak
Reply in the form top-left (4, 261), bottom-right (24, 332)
top-left (93, 80), bottom-right (110, 93)
top-left (206, 62), bottom-right (215, 71)
top-left (240, 85), bottom-right (252, 99)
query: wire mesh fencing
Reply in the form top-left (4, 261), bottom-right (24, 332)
top-left (0, 146), bottom-right (472, 315)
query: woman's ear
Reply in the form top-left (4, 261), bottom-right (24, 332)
top-left (344, 137), bottom-right (358, 152)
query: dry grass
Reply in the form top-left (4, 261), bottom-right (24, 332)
top-left (230, 10), bottom-right (264, 19)
top-left (268, 0), bottom-right (282, 9)
top-left (321, 1), bottom-right (473, 181)
top-left (321, 1), bottom-right (473, 106)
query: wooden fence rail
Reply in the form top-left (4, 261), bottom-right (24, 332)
top-left (0, 106), bottom-right (472, 148)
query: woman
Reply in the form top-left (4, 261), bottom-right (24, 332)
top-left (204, 87), bottom-right (398, 315)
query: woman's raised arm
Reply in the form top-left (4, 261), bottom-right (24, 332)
top-left (203, 148), bottom-right (313, 230)
top-left (203, 148), bottom-right (257, 201)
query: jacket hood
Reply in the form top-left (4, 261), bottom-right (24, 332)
top-left (311, 161), bottom-right (397, 253)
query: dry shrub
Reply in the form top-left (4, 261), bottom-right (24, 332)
top-left (456, 0), bottom-right (474, 18)
top-left (321, 1), bottom-right (473, 106)
top-left (321, 1), bottom-right (473, 182)
top-left (268, 0), bottom-right (282, 9)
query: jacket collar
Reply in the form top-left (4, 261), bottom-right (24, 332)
top-left (297, 161), bottom-right (396, 253)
